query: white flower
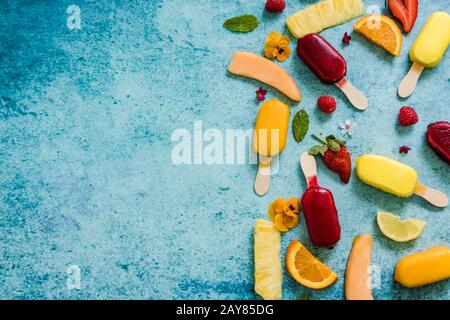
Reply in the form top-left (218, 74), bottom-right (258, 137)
top-left (339, 119), bottom-right (355, 136)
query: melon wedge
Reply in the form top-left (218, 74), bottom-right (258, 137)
top-left (228, 51), bottom-right (302, 102)
top-left (345, 234), bottom-right (374, 300)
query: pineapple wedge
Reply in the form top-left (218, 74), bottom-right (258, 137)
top-left (286, 0), bottom-right (365, 39)
top-left (254, 219), bottom-right (282, 300)
top-left (317, 1), bottom-right (338, 27)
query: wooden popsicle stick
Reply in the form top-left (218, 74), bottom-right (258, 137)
top-left (335, 77), bottom-right (368, 110)
top-left (299, 152), bottom-right (319, 188)
top-left (398, 61), bottom-right (425, 98)
top-left (254, 155), bottom-right (272, 196)
top-left (414, 183), bottom-right (448, 208)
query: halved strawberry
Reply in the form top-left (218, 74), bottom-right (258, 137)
top-left (388, 0), bottom-right (418, 33)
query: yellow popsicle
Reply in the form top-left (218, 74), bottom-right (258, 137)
top-left (253, 99), bottom-right (290, 196)
top-left (356, 154), bottom-right (418, 197)
top-left (410, 12), bottom-right (450, 68)
top-left (253, 99), bottom-right (289, 157)
top-left (356, 154), bottom-right (448, 207)
top-left (398, 12), bottom-right (450, 97)
top-left (395, 246), bottom-right (450, 288)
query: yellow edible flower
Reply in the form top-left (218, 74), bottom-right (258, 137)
top-left (268, 197), bottom-right (301, 232)
top-left (264, 31), bottom-right (291, 62)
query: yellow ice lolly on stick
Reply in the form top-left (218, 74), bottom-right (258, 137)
top-left (356, 154), bottom-right (448, 207)
top-left (398, 12), bottom-right (450, 98)
top-left (253, 98), bottom-right (290, 196)
top-left (395, 246), bottom-right (450, 288)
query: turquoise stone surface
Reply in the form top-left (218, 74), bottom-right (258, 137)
top-left (0, 0), bottom-right (448, 299)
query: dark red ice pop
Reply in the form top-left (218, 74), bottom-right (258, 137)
top-left (299, 152), bottom-right (341, 248)
top-left (297, 33), bottom-right (368, 110)
top-left (427, 121), bottom-right (450, 165)
top-left (297, 33), bottom-right (346, 84)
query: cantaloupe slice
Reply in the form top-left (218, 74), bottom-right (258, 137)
top-left (228, 51), bottom-right (302, 102)
top-left (345, 234), bottom-right (374, 300)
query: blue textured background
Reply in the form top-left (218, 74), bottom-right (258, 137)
top-left (0, 0), bottom-right (448, 300)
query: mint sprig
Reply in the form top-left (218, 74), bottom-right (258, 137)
top-left (223, 15), bottom-right (259, 33)
top-left (292, 110), bottom-right (309, 143)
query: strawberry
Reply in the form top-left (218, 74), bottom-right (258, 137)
top-left (398, 106), bottom-right (418, 126)
top-left (388, 0), bottom-right (418, 33)
top-left (309, 135), bottom-right (351, 183)
top-left (265, 0), bottom-right (286, 13)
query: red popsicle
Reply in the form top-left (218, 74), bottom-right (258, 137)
top-left (426, 121), bottom-right (450, 165)
top-left (297, 33), bottom-right (368, 110)
top-left (299, 152), bottom-right (341, 248)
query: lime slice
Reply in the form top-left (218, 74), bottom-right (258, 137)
top-left (376, 211), bottom-right (426, 242)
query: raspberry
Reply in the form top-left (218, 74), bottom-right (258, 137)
top-left (265, 0), bottom-right (286, 13)
top-left (317, 96), bottom-right (336, 113)
top-left (398, 106), bottom-right (418, 126)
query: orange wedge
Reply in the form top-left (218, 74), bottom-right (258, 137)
top-left (285, 240), bottom-right (338, 289)
top-left (354, 14), bottom-right (402, 56)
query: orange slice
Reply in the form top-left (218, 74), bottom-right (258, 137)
top-left (285, 240), bottom-right (338, 289)
top-left (353, 14), bottom-right (402, 56)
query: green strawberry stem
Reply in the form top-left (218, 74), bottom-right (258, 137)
top-left (312, 134), bottom-right (327, 145)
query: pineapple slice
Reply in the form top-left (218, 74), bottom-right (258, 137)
top-left (331, 0), bottom-right (349, 16)
top-left (301, 6), bottom-right (325, 36)
top-left (332, 0), bottom-right (365, 20)
top-left (317, 1), bottom-right (338, 27)
top-left (351, 0), bottom-right (365, 17)
top-left (286, 0), bottom-right (365, 39)
top-left (254, 219), bottom-right (282, 300)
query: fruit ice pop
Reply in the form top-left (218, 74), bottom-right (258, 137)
top-left (426, 121), bottom-right (450, 165)
top-left (300, 152), bottom-right (341, 248)
top-left (253, 99), bottom-right (290, 196)
top-left (356, 154), bottom-right (448, 207)
top-left (253, 99), bottom-right (289, 158)
top-left (297, 34), bottom-right (368, 110)
top-left (410, 12), bottom-right (450, 67)
top-left (297, 33), bottom-right (346, 84)
top-left (395, 245), bottom-right (450, 288)
top-left (398, 12), bottom-right (450, 98)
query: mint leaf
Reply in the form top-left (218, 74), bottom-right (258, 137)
top-left (292, 110), bottom-right (309, 143)
top-left (223, 15), bottom-right (259, 33)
